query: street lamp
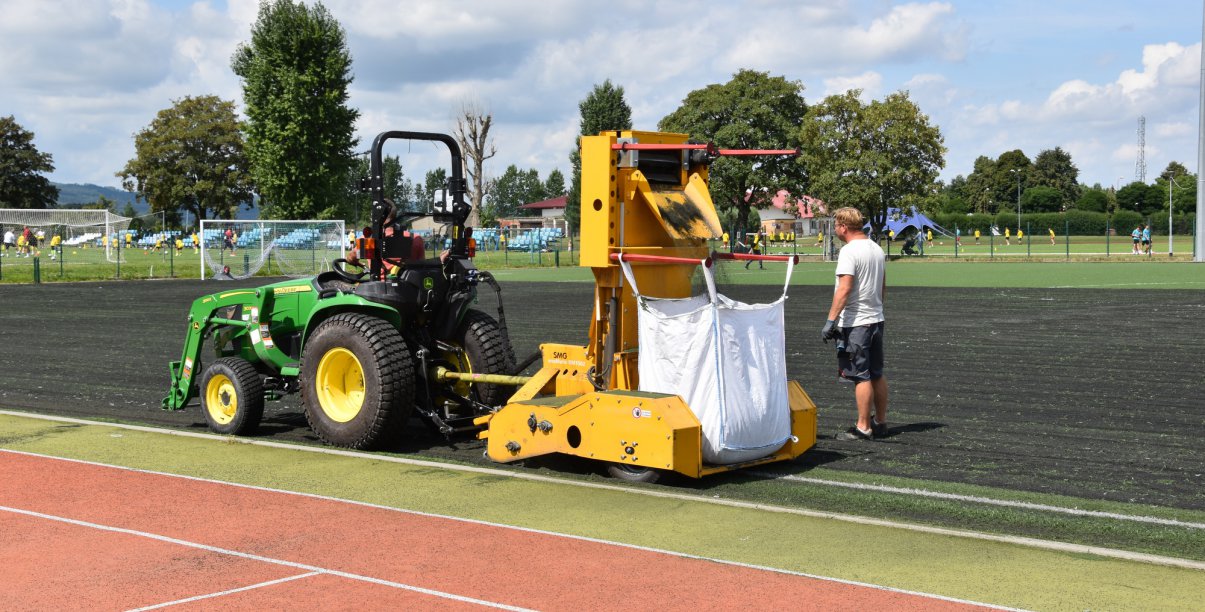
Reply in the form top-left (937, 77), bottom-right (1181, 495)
top-left (1010, 169), bottom-right (1022, 230)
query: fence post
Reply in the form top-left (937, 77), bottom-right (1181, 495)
top-left (116, 237), bottom-right (121, 279)
top-left (1027, 222), bottom-right (1031, 257)
top-left (954, 225), bottom-right (959, 258)
top-left (170, 238), bottom-right (175, 278)
top-left (243, 253), bottom-right (250, 276)
top-left (990, 232), bottom-right (994, 259)
top-left (59, 243), bottom-right (64, 277)
top-left (1065, 218), bottom-right (1070, 259)
top-left (33, 256), bottom-right (41, 284)
top-left (1106, 217), bottom-right (1111, 257)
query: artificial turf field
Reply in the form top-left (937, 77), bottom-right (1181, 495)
top-left (1, 263), bottom-right (1204, 564)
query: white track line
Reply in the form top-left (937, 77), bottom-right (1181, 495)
top-left (126, 572), bottom-right (321, 611)
top-left (0, 449), bottom-right (1020, 611)
top-left (0, 504), bottom-right (531, 612)
top-left (4, 410), bottom-right (1205, 573)
top-left (750, 471), bottom-right (1205, 530)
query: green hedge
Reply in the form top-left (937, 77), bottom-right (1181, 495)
top-left (932, 210), bottom-right (1196, 236)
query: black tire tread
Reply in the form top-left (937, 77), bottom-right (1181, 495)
top-left (456, 309), bottom-right (517, 407)
top-left (200, 356), bottom-right (264, 436)
top-left (301, 312), bottom-right (414, 449)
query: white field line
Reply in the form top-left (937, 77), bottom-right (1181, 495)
top-left (126, 572), bottom-right (321, 611)
top-left (0, 448), bottom-right (1020, 611)
top-left (4, 409), bottom-right (1205, 574)
top-left (0, 504), bottom-right (531, 612)
top-left (750, 471), bottom-right (1205, 530)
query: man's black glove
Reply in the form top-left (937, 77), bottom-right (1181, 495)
top-left (821, 319), bottom-right (839, 343)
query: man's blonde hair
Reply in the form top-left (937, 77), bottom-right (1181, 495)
top-left (834, 207), bottom-right (865, 231)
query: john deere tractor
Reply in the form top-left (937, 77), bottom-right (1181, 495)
top-left (163, 131), bottom-right (517, 449)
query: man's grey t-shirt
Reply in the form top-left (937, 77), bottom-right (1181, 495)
top-left (834, 238), bottom-right (885, 327)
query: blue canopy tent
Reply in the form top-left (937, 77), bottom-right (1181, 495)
top-left (866, 207), bottom-right (954, 238)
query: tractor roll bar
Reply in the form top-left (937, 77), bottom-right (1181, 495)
top-left (368, 131), bottom-right (471, 269)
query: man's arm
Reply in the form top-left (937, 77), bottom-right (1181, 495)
top-left (827, 274), bottom-right (854, 321)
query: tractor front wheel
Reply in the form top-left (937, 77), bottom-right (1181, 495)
top-left (200, 357), bottom-right (264, 436)
top-left (301, 312), bottom-right (414, 449)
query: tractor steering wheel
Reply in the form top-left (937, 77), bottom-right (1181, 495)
top-left (330, 258), bottom-right (369, 283)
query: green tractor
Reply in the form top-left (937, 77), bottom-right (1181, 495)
top-left (163, 131), bottom-right (518, 449)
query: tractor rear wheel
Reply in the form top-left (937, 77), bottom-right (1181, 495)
top-left (200, 357), bottom-right (264, 436)
top-left (301, 312), bottom-right (414, 449)
top-left (441, 309), bottom-right (517, 409)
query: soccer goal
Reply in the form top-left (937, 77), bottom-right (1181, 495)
top-left (0, 208), bottom-right (132, 262)
top-left (199, 219), bottom-right (346, 280)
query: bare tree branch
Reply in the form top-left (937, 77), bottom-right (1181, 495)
top-left (453, 99), bottom-right (496, 227)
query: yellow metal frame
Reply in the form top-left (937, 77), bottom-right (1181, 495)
top-left (477, 130), bottom-right (817, 478)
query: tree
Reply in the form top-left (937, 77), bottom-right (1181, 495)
top-left (453, 100), bottom-right (496, 228)
top-left (567, 80), bottom-right (632, 234)
top-left (1154, 164), bottom-right (1197, 215)
top-left (485, 165), bottom-right (544, 226)
top-left (1116, 181), bottom-right (1162, 216)
top-left (0, 115), bottom-right (59, 208)
top-left (800, 90), bottom-right (944, 235)
top-left (1030, 147), bottom-right (1079, 207)
top-left (232, 0), bottom-right (358, 220)
top-left (340, 154), bottom-right (414, 228)
top-left (424, 168), bottom-right (447, 204)
top-left (660, 70), bottom-right (808, 233)
top-left (935, 175), bottom-right (971, 214)
top-left (543, 168), bottom-right (566, 197)
top-left (118, 96), bottom-right (253, 227)
top-left (964, 156), bottom-right (997, 214)
top-left (1074, 187), bottom-right (1108, 213)
top-left (1020, 186), bottom-right (1063, 213)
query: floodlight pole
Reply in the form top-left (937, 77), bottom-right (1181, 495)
top-left (1196, 5), bottom-right (1205, 262)
top-left (1169, 174), bottom-right (1177, 257)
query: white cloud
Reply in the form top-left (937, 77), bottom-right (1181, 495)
top-left (822, 71), bottom-right (883, 97)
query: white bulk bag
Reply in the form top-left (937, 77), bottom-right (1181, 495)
top-left (619, 257), bottom-right (794, 464)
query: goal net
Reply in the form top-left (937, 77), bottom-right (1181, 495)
top-left (199, 219), bottom-right (346, 280)
top-left (0, 208), bottom-right (132, 262)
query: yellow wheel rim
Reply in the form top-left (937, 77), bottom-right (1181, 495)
top-left (441, 344), bottom-right (473, 397)
top-left (205, 374), bottom-right (238, 425)
top-left (316, 347), bottom-right (365, 423)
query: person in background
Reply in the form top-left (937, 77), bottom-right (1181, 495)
top-left (1048, 227), bottom-right (1056, 245)
top-left (1131, 225), bottom-right (1141, 254)
top-left (1141, 224), bottom-right (1152, 255)
top-left (3, 227), bottom-right (15, 257)
top-left (821, 207), bottom-right (888, 441)
top-left (1017, 227), bottom-right (1024, 245)
top-left (974, 228), bottom-right (981, 244)
top-left (49, 233), bottom-right (62, 260)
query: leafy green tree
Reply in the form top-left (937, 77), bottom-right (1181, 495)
top-left (424, 168), bottom-right (448, 206)
top-left (800, 90), bottom-right (944, 234)
top-left (964, 156), bottom-right (997, 214)
top-left (1020, 186), bottom-right (1062, 213)
top-left (1154, 166), bottom-right (1197, 215)
top-left (1116, 181), bottom-right (1163, 216)
top-left (0, 115), bottom-right (58, 208)
top-left (543, 168), bottom-right (566, 197)
top-left (935, 175), bottom-right (971, 214)
top-left (1074, 187), bottom-right (1108, 213)
top-left (995, 150), bottom-right (1030, 214)
top-left (1030, 147), bottom-right (1079, 206)
top-left (567, 80), bottom-right (632, 234)
top-left (661, 70), bottom-right (807, 233)
top-left (232, 0), bottom-right (358, 220)
top-left (341, 154), bottom-right (413, 228)
top-left (484, 165), bottom-right (544, 226)
top-left (118, 96), bottom-right (253, 226)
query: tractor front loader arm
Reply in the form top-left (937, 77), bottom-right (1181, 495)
top-left (162, 289), bottom-right (262, 411)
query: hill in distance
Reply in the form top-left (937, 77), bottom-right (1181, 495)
top-left (52, 182), bottom-right (258, 220)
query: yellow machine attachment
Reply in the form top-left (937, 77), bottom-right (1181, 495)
top-left (475, 130), bottom-right (816, 481)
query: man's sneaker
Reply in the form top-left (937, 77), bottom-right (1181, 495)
top-left (836, 426), bottom-right (873, 441)
top-left (871, 418), bottom-right (889, 438)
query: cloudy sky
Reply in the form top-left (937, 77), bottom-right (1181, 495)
top-left (2, 0), bottom-right (1202, 195)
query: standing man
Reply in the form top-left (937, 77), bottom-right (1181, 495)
top-left (821, 207), bottom-right (888, 441)
top-left (1141, 224), bottom-right (1151, 255)
top-left (2, 227), bottom-right (14, 256)
top-left (1131, 225), bottom-right (1141, 254)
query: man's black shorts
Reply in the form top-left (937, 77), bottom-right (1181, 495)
top-left (836, 321), bottom-right (885, 382)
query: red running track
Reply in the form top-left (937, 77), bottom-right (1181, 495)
top-left (0, 451), bottom-right (994, 611)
